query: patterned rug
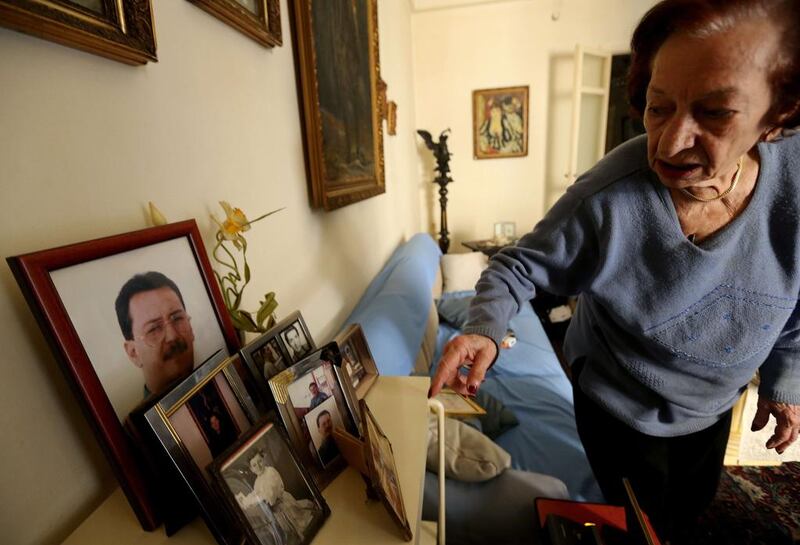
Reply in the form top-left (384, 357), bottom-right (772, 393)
top-left (682, 462), bottom-right (800, 545)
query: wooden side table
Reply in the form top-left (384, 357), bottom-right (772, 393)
top-left (63, 376), bottom-right (433, 545)
top-left (461, 239), bottom-right (518, 257)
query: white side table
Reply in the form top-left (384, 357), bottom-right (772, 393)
top-left (63, 376), bottom-right (433, 545)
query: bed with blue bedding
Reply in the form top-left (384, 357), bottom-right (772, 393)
top-left (342, 233), bottom-right (601, 544)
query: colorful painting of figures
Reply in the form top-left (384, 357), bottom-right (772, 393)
top-left (473, 86), bottom-right (530, 159)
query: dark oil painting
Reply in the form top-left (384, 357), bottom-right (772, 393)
top-left (311, 0), bottom-right (375, 184)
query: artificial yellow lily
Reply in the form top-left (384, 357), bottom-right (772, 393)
top-left (211, 201), bottom-right (285, 333)
top-left (212, 202), bottom-right (248, 248)
top-left (220, 201), bottom-right (251, 233)
top-left (148, 201), bottom-right (168, 226)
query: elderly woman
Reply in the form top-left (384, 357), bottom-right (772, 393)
top-left (430, 0), bottom-right (800, 540)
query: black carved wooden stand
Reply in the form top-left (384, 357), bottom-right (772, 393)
top-left (417, 128), bottom-right (454, 254)
top-left (434, 175), bottom-right (451, 254)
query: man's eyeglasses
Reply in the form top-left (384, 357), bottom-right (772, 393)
top-left (136, 311), bottom-right (192, 347)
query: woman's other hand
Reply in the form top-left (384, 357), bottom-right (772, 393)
top-left (429, 334), bottom-right (498, 398)
top-left (751, 396), bottom-right (800, 454)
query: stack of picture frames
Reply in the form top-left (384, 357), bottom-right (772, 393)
top-left (8, 219), bottom-right (412, 544)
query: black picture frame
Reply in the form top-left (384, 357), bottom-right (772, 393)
top-left (209, 415), bottom-right (330, 545)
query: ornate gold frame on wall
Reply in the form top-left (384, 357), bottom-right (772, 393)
top-left (187, 0), bottom-right (281, 48)
top-left (0, 0), bottom-right (157, 65)
top-left (291, 0), bottom-right (386, 211)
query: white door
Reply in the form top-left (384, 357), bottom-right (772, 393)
top-left (567, 45), bottom-right (612, 184)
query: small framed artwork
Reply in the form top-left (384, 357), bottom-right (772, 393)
top-left (131, 350), bottom-right (267, 544)
top-left (7, 220), bottom-right (240, 530)
top-left (269, 343), bottom-right (359, 489)
top-left (473, 86), bottom-right (530, 159)
top-left (0, 0), bottom-right (157, 65)
top-left (186, 0), bottom-right (282, 48)
top-left (494, 221), bottom-right (517, 241)
top-left (433, 388), bottom-right (486, 418)
top-left (361, 399), bottom-right (412, 541)
top-left (210, 416), bottom-right (330, 545)
top-left (334, 323), bottom-right (379, 399)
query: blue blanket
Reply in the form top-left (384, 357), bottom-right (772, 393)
top-left (436, 303), bottom-right (602, 502)
top-left (343, 233), bottom-right (441, 376)
top-left (343, 233), bottom-right (602, 506)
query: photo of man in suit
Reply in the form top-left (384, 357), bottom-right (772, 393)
top-left (282, 323), bottom-right (312, 362)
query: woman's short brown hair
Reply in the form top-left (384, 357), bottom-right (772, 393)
top-left (628, 0), bottom-right (800, 128)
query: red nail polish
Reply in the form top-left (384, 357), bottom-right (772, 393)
top-left (427, 387), bottom-right (433, 398)
top-left (468, 384), bottom-right (477, 395)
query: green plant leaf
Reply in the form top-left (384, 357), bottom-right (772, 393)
top-left (231, 309), bottom-right (258, 333)
top-left (228, 312), bottom-right (248, 331)
top-left (246, 207), bottom-right (285, 225)
top-left (211, 206), bottom-right (285, 336)
top-left (256, 292), bottom-right (278, 327)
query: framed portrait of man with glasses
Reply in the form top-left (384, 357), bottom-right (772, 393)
top-left (7, 220), bottom-right (240, 531)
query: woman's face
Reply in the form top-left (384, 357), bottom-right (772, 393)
top-left (644, 18), bottom-right (780, 189)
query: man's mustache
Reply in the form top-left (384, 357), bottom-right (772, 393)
top-left (163, 338), bottom-right (189, 360)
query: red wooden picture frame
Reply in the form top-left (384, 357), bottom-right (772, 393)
top-left (6, 220), bottom-right (240, 530)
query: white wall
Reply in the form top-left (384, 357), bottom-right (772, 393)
top-left (411, 0), bottom-right (658, 250)
top-left (0, 1), bottom-right (419, 543)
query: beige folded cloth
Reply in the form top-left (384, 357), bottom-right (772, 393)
top-left (427, 415), bottom-right (511, 482)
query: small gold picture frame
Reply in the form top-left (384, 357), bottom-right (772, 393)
top-left (433, 388), bottom-right (486, 418)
